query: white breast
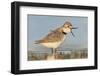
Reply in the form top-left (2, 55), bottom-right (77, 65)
top-left (41, 36), bottom-right (65, 48)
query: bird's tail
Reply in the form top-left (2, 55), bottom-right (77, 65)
top-left (34, 40), bottom-right (41, 44)
top-left (34, 41), bottom-right (39, 44)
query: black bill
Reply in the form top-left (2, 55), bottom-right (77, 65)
top-left (71, 27), bottom-right (78, 37)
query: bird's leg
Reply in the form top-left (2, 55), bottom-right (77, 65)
top-left (55, 48), bottom-right (58, 59)
top-left (51, 48), bottom-right (56, 59)
top-left (51, 48), bottom-right (55, 54)
top-left (53, 48), bottom-right (57, 59)
top-left (51, 48), bottom-right (54, 55)
top-left (55, 48), bottom-right (57, 54)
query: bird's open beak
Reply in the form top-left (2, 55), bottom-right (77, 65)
top-left (71, 27), bottom-right (78, 37)
top-left (72, 27), bottom-right (78, 29)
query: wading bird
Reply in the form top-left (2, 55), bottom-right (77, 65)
top-left (35, 21), bottom-right (77, 58)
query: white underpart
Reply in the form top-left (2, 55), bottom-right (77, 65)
top-left (41, 36), bottom-right (66, 48)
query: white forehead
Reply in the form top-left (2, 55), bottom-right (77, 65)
top-left (63, 22), bottom-right (72, 27)
top-left (63, 24), bottom-right (69, 27)
top-left (63, 24), bottom-right (72, 28)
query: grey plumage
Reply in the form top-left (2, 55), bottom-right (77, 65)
top-left (35, 21), bottom-right (76, 44)
top-left (35, 27), bottom-right (65, 43)
top-left (34, 21), bottom-right (77, 59)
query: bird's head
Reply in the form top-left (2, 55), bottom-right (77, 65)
top-left (62, 21), bottom-right (77, 36)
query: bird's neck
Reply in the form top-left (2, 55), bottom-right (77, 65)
top-left (62, 31), bottom-right (67, 35)
top-left (55, 27), bottom-right (67, 35)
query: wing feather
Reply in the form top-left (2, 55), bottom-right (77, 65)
top-left (35, 31), bottom-right (64, 43)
